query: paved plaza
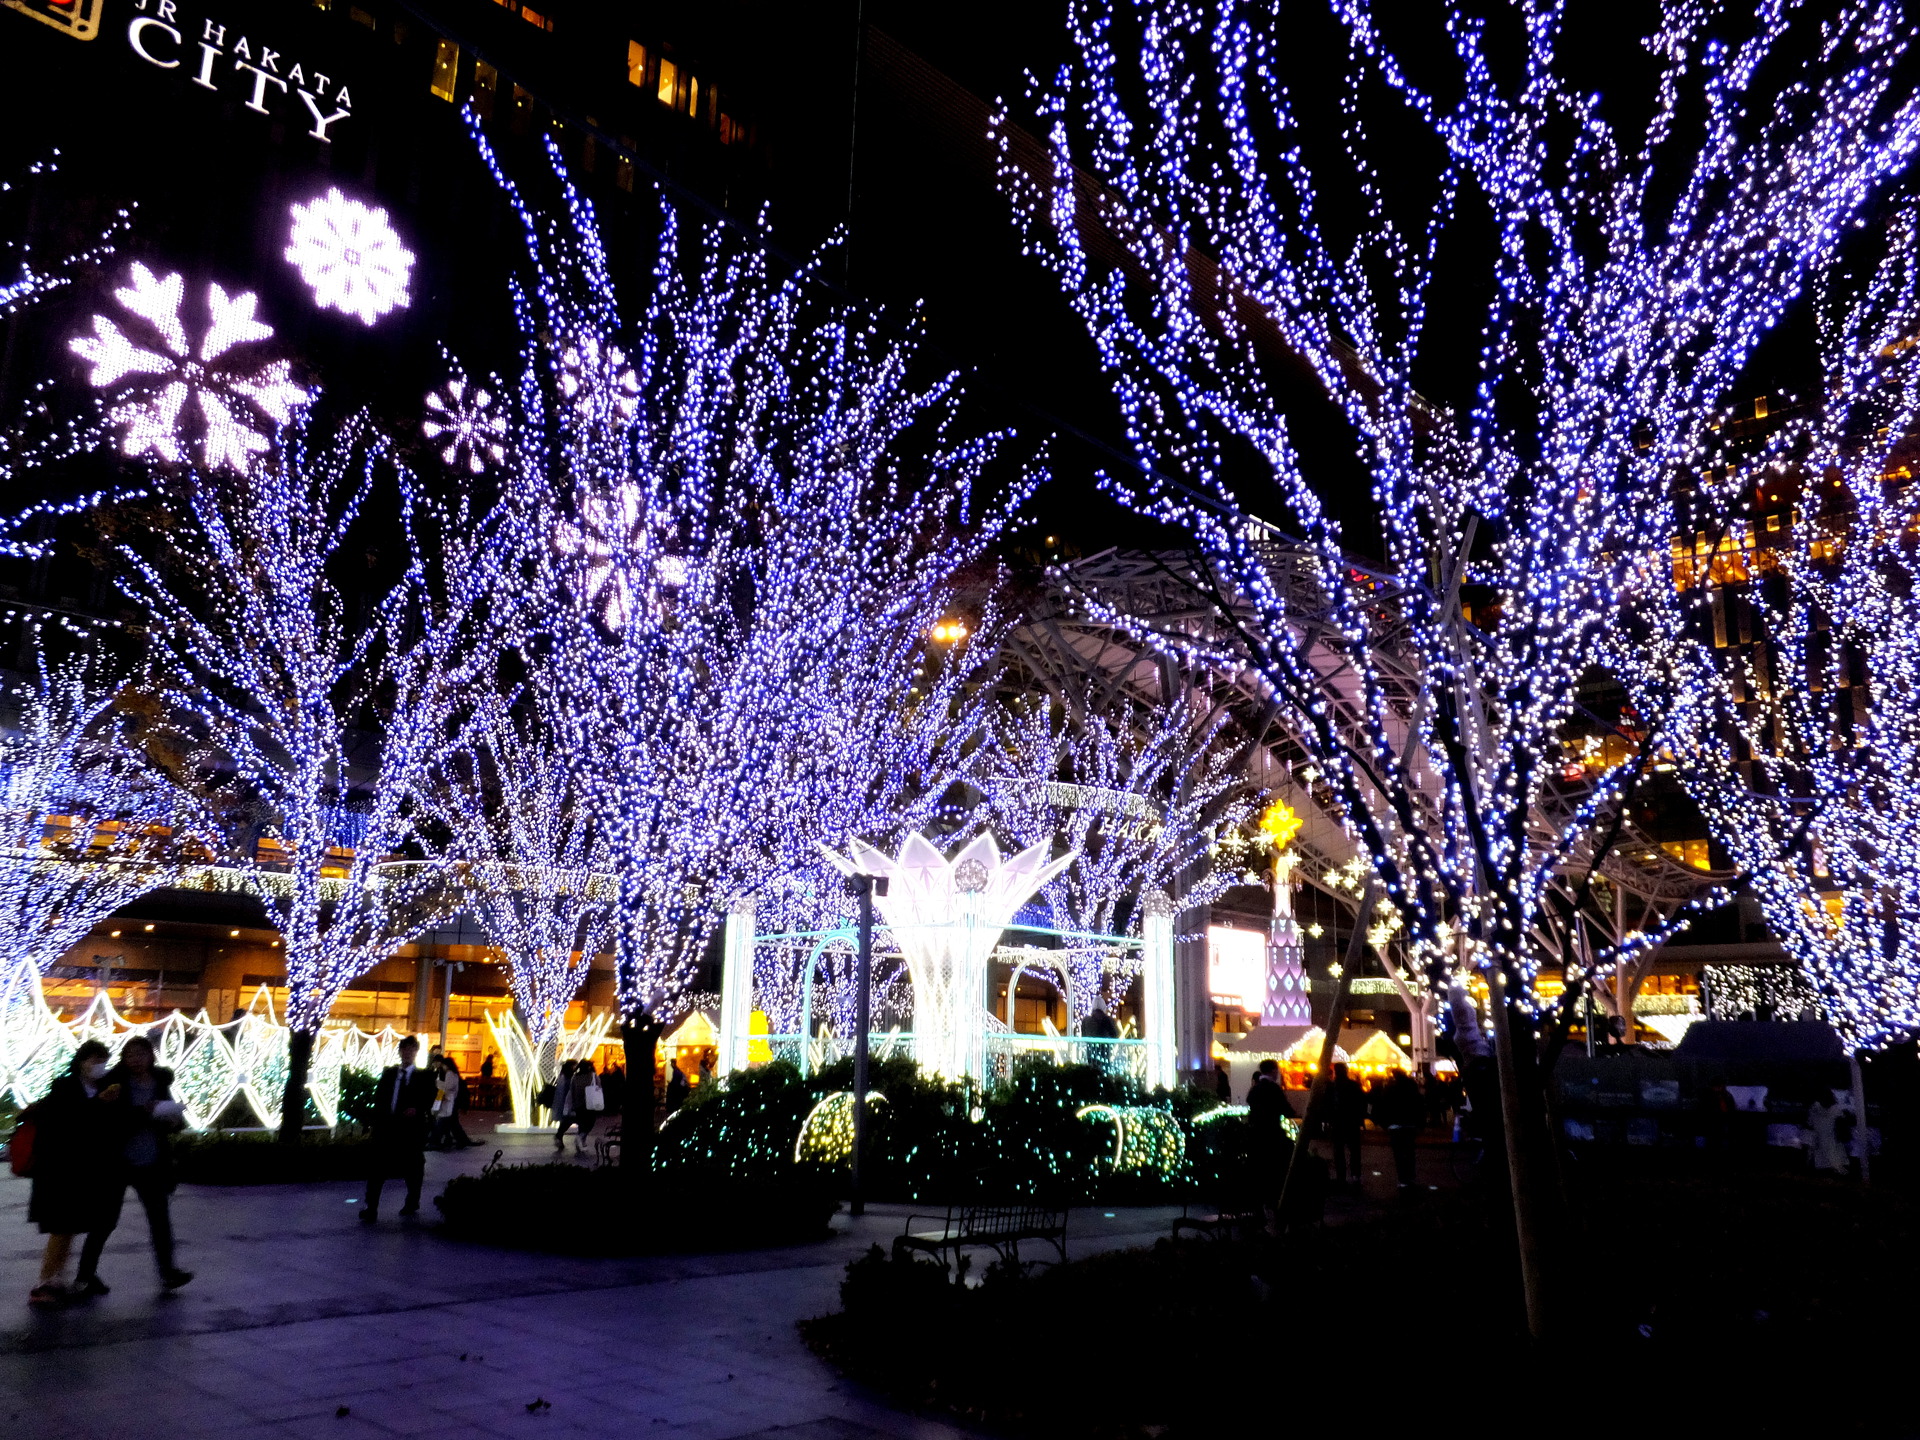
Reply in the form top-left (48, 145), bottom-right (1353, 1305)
top-left (0, 1128), bottom-right (1186, 1440)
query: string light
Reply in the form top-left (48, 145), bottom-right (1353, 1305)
top-left (992, 0), bottom-right (1920, 1023)
top-left (987, 696), bottom-right (1257, 1029)
top-left (460, 121), bottom-right (1040, 1038)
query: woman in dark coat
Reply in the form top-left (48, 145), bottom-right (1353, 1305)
top-left (74, 1034), bottom-right (192, 1295)
top-left (27, 1039), bottom-right (115, 1306)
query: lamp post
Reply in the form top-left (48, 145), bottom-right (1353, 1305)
top-left (843, 872), bottom-right (887, 1216)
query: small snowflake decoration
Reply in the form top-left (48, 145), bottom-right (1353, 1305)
top-left (557, 336), bottom-right (639, 420)
top-left (284, 188), bottom-right (414, 325)
top-left (552, 481), bottom-right (685, 630)
top-left (422, 378), bottom-right (506, 474)
top-left (69, 261), bottom-right (308, 473)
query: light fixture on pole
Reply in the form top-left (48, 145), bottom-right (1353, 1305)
top-left (842, 872), bottom-right (888, 1217)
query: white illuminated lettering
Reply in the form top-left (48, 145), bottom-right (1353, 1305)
top-left (297, 89), bottom-right (352, 141)
top-left (231, 35), bottom-right (251, 60)
top-left (286, 63), bottom-right (305, 87)
top-left (259, 48), bottom-right (281, 73)
top-left (333, 86), bottom-right (352, 108)
top-left (233, 60), bottom-right (287, 114)
top-left (192, 42), bottom-right (220, 89)
top-left (157, 0), bottom-right (176, 18)
top-left (201, 19), bottom-right (224, 44)
top-left (310, 71), bottom-right (331, 95)
top-left (127, 16), bottom-right (182, 67)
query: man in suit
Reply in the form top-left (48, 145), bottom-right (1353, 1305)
top-left (362, 1036), bottom-right (437, 1223)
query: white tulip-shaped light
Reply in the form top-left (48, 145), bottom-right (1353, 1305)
top-left (826, 832), bottom-right (1073, 1081)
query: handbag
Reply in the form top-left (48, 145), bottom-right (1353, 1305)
top-left (583, 1081), bottom-right (605, 1113)
top-left (8, 1109), bottom-right (37, 1178)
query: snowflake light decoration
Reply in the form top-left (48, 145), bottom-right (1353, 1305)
top-left (422, 377), bottom-right (505, 474)
top-left (284, 188), bottom-right (415, 325)
top-left (558, 336), bottom-right (639, 420)
top-left (69, 261), bottom-right (307, 472)
top-left (551, 480), bottom-right (685, 629)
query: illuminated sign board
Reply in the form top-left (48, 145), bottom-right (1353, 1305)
top-left (4, 0), bottom-right (357, 141)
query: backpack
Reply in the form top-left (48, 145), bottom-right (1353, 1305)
top-left (7, 1107), bottom-right (38, 1178)
top-left (536, 1083), bottom-right (556, 1109)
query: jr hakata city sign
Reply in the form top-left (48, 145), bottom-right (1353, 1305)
top-left (4, 0), bottom-right (357, 141)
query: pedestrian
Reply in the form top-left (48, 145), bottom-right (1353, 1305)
top-left (1808, 1091), bottom-right (1852, 1175)
top-left (362, 1036), bottom-right (436, 1223)
top-left (1330, 1062), bottom-right (1366, 1186)
top-left (1375, 1068), bottom-right (1424, 1190)
top-left (568, 1060), bottom-right (603, 1155)
top-left (76, 1035), bottom-right (193, 1294)
top-left (429, 1057), bottom-right (458, 1150)
top-left (664, 1060), bottom-right (690, 1113)
top-left (24, 1040), bottom-right (115, 1306)
top-left (1246, 1058), bottom-right (1296, 1224)
top-left (551, 1058), bottom-right (579, 1150)
top-left (479, 1053), bottom-right (495, 1081)
top-left (699, 1051), bottom-right (715, 1087)
top-left (601, 1062), bottom-right (627, 1117)
top-left (1214, 1062), bottom-right (1232, 1101)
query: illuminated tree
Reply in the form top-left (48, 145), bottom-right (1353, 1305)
top-left (998, 0), bottom-right (1920, 1330)
top-left (114, 416), bottom-right (491, 1138)
top-left (988, 694), bottom-right (1256, 1029)
top-left (1630, 212), bottom-right (1920, 1055)
top-left (438, 692), bottom-right (613, 1053)
top-left (0, 656), bottom-right (196, 1012)
top-left (469, 135), bottom-right (1038, 1066)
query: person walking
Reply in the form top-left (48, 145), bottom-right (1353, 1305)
top-left (568, 1060), bottom-right (602, 1155)
top-left (664, 1060), bottom-right (690, 1113)
top-left (25, 1041), bottom-right (115, 1306)
top-left (362, 1037), bottom-right (436, 1223)
top-left (1375, 1069), bottom-right (1424, 1190)
top-left (550, 1058), bottom-right (579, 1150)
top-left (601, 1062), bottom-right (626, 1117)
top-left (75, 1035), bottom-right (192, 1294)
top-left (1329, 1062), bottom-right (1367, 1186)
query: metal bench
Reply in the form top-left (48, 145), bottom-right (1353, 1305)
top-left (893, 1199), bottom-right (1069, 1277)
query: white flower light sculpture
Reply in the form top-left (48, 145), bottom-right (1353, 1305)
top-left (827, 833), bottom-right (1074, 1081)
top-left (285, 188), bottom-right (414, 325)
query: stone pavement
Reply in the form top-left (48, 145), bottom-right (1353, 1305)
top-left (0, 1126), bottom-right (1181, 1440)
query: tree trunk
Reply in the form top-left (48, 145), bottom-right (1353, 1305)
top-left (279, 1027), bottom-right (316, 1144)
top-left (619, 1013), bottom-right (663, 1169)
top-left (1486, 974), bottom-right (1549, 1339)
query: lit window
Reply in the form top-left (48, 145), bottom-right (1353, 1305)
top-left (627, 40), bottom-right (648, 87)
top-left (688, 74), bottom-right (699, 118)
top-left (348, 6), bottom-right (376, 29)
top-left (1766, 514), bottom-right (1782, 532)
top-left (719, 113), bottom-right (735, 143)
top-left (1753, 396), bottom-right (1768, 419)
top-left (520, 6), bottom-right (553, 31)
top-left (657, 57), bottom-right (678, 107)
top-left (429, 38), bottom-right (460, 101)
top-left (472, 59), bottom-right (498, 120)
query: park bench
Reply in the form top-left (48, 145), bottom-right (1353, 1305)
top-left (893, 1197), bottom-right (1069, 1276)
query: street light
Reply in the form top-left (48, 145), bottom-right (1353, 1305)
top-left (842, 872), bottom-right (888, 1217)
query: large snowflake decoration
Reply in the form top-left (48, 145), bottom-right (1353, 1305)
top-left (69, 262), bottom-right (308, 473)
top-left (422, 377), bottom-right (506, 474)
top-left (557, 336), bottom-right (639, 420)
top-left (284, 188), bottom-right (415, 326)
top-left (552, 481), bottom-right (686, 629)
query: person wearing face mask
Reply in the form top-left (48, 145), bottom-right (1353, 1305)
top-left (26, 1041), bottom-right (116, 1306)
top-left (73, 1035), bottom-right (193, 1296)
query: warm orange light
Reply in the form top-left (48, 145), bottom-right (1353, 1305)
top-left (230, 929), bottom-right (241, 938)
top-left (930, 619), bottom-right (968, 643)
